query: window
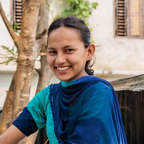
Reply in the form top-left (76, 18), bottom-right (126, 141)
top-left (12, 0), bottom-right (22, 30)
top-left (115, 0), bottom-right (144, 38)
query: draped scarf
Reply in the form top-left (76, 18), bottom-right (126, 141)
top-left (49, 75), bottom-right (127, 144)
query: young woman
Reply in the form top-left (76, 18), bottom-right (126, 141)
top-left (0, 16), bottom-right (127, 144)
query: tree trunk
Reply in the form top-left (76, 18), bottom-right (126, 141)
top-left (0, 0), bottom-right (51, 143)
top-left (12, 54), bottom-right (36, 120)
top-left (0, 0), bottom-right (40, 133)
top-left (36, 0), bottom-right (51, 94)
top-left (26, 1), bottom-right (51, 144)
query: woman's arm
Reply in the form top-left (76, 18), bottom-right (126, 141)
top-left (0, 125), bottom-right (25, 144)
top-left (0, 87), bottom-right (50, 144)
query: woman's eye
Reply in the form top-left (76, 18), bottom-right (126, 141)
top-left (48, 51), bottom-right (57, 54)
top-left (65, 49), bottom-right (74, 53)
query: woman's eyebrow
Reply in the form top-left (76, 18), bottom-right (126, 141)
top-left (63, 45), bottom-right (73, 49)
top-left (47, 45), bottom-right (74, 50)
top-left (47, 47), bottom-right (55, 50)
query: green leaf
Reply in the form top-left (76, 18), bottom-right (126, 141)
top-left (92, 2), bottom-right (98, 9)
top-left (0, 45), bottom-right (17, 65)
top-left (79, 3), bottom-right (86, 10)
top-left (13, 22), bottom-right (18, 32)
top-left (82, 10), bottom-right (89, 17)
top-left (55, 0), bottom-right (98, 43)
top-left (73, 0), bottom-right (79, 4)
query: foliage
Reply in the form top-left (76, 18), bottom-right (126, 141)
top-left (0, 45), bottom-right (17, 65)
top-left (56, 0), bottom-right (98, 23)
top-left (13, 22), bottom-right (18, 33)
top-left (55, 0), bottom-right (98, 43)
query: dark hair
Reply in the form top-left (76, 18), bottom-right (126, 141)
top-left (48, 16), bottom-right (94, 75)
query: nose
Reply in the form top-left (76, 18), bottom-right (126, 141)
top-left (55, 53), bottom-right (66, 65)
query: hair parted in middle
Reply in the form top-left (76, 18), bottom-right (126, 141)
top-left (47, 16), bottom-right (94, 75)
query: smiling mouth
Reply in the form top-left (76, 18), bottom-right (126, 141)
top-left (56, 67), bottom-right (71, 71)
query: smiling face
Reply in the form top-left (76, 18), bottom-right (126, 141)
top-left (47, 27), bottom-right (95, 82)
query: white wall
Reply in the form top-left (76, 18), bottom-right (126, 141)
top-left (1, 0), bottom-right (144, 107)
top-left (0, 72), bottom-right (12, 108)
top-left (1, 0), bottom-right (144, 74)
top-left (0, 0), bottom-right (16, 71)
top-left (89, 0), bottom-right (144, 75)
top-left (0, 0), bottom-right (14, 47)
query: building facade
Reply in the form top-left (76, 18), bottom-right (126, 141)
top-left (0, 0), bottom-right (144, 108)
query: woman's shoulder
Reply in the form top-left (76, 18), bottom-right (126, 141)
top-left (85, 81), bottom-right (113, 100)
top-left (92, 81), bottom-right (112, 90)
top-left (39, 85), bottom-right (51, 96)
top-left (28, 86), bottom-right (51, 106)
top-left (86, 77), bottom-right (111, 90)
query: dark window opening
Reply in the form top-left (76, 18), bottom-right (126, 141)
top-left (13, 0), bottom-right (22, 30)
top-left (115, 0), bottom-right (144, 38)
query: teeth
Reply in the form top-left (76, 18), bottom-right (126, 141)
top-left (57, 67), bottom-right (70, 71)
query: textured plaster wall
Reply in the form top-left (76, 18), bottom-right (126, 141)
top-left (0, 0), bottom-right (14, 47)
top-left (89, 0), bottom-right (144, 75)
top-left (1, 0), bottom-right (144, 108)
top-left (0, 0), bottom-right (15, 71)
top-left (1, 0), bottom-right (143, 75)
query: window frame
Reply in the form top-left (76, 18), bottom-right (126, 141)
top-left (10, 0), bottom-right (22, 31)
top-left (114, 0), bottom-right (144, 38)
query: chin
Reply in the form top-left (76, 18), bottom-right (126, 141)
top-left (59, 78), bottom-right (71, 82)
top-left (56, 76), bottom-right (73, 82)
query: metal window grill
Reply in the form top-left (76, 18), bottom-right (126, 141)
top-left (13, 0), bottom-right (22, 30)
top-left (115, 0), bottom-right (127, 36)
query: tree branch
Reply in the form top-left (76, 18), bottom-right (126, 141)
top-left (0, 2), bottom-right (19, 48)
top-left (36, 29), bottom-right (48, 57)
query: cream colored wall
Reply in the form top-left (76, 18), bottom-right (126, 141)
top-left (0, 0), bottom-right (14, 47)
top-left (1, 0), bottom-right (144, 108)
top-left (0, 0), bottom-right (16, 71)
top-left (1, 0), bottom-right (144, 75)
top-left (89, 0), bottom-right (144, 75)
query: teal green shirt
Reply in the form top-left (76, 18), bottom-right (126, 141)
top-left (27, 81), bottom-right (120, 144)
top-left (27, 86), bottom-right (59, 144)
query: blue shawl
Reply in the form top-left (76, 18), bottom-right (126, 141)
top-left (49, 75), bottom-right (127, 144)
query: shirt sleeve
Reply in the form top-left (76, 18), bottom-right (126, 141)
top-left (12, 86), bottom-right (50, 136)
top-left (12, 107), bottom-right (38, 136)
top-left (26, 86), bottom-right (50, 129)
